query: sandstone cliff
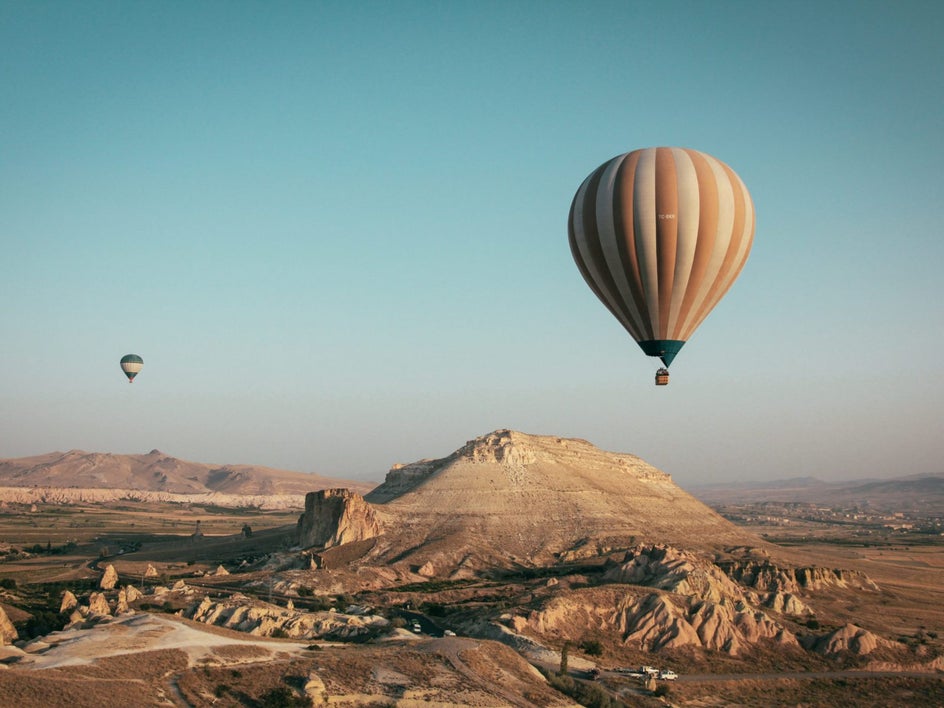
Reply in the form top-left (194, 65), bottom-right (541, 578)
top-left (296, 488), bottom-right (383, 549)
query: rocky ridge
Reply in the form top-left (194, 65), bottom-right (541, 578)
top-left (0, 449), bottom-right (375, 500)
top-left (187, 594), bottom-right (388, 640)
top-left (500, 543), bottom-right (901, 661)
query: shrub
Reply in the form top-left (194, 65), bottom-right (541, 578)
top-left (22, 610), bottom-right (67, 638)
top-left (544, 668), bottom-right (621, 708)
top-left (260, 687), bottom-right (311, 707)
top-left (579, 639), bottom-right (603, 656)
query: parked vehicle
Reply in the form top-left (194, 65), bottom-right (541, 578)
top-left (659, 670), bottom-right (678, 680)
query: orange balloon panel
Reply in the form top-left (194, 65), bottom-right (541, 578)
top-left (568, 147), bottom-right (754, 366)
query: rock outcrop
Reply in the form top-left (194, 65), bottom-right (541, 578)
top-left (100, 564), bottom-right (119, 590)
top-left (116, 588), bottom-right (130, 614)
top-left (720, 559), bottom-right (880, 594)
top-left (809, 623), bottom-right (894, 656)
top-left (87, 592), bottom-right (111, 617)
top-left (115, 585), bottom-right (143, 614)
top-left (296, 488), bottom-right (382, 549)
top-left (187, 595), bottom-right (388, 640)
top-left (60, 590), bottom-right (78, 614)
top-left (525, 578), bottom-right (798, 657)
top-left (0, 605), bottom-right (17, 645)
top-left (603, 544), bottom-right (744, 602)
top-left (605, 548), bottom-right (818, 617)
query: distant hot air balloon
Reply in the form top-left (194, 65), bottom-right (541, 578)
top-left (568, 147), bottom-right (755, 385)
top-left (120, 354), bottom-right (143, 383)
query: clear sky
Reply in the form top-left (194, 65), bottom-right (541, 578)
top-left (2, 1), bottom-right (942, 487)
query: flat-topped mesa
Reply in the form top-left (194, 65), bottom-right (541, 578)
top-left (296, 488), bottom-right (382, 550)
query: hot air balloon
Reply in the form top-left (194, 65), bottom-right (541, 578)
top-left (568, 147), bottom-right (755, 385)
top-left (120, 354), bottom-right (143, 383)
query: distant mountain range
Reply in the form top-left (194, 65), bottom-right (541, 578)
top-left (0, 449), bottom-right (376, 497)
top-left (688, 473), bottom-right (944, 511)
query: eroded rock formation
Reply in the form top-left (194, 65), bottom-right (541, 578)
top-left (187, 594), bottom-right (388, 640)
top-left (296, 488), bottom-right (382, 549)
top-left (60, 590), bottom-right (78, 614)
top-left (809, 623), bottom-right (894, 656)
top-left (720, 559), bottom-right (880, 594)
top-left (87, 592), bottom-right (112, 616)
top-left (100, 564), bottom-right (119, 590)
top-left (0, 605), bottom-right (17, 645)
top-left (512, 543), bottom-right (887, 657)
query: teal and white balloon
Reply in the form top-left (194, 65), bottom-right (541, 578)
top-left (120, 354), bottom-right (143, 383)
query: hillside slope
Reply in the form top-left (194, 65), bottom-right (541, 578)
top-left (362, 430), bottom-right (761, 574)
top-left (0, 449), bottom-right (375, 497)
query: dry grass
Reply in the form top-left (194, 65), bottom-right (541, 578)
top-left (668, 675), bottom-right (944, 707)
top-left (0, 674), bottom-right (161, 708)
top-left (209, 643), bottom-right (273, 661)
top-left (66, 648), bottom-right (189, 679)
top-left (0, 650), bottom-right (189, 708)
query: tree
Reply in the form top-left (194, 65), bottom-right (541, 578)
top-left (559, 641), bottom-right (571, 675)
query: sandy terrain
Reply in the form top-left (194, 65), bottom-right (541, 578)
top-left (10, 612), bottom-right (313, 669)
top-left (0, 612), bottom-right (574, 707)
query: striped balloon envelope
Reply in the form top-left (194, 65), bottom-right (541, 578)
top-left (120, 354), bottom-right (143, 383)
top-left (568, 147), bottom-right (755, 371)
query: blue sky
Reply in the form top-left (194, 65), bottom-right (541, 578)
top-left (2, 1), bottom-right (942, 487)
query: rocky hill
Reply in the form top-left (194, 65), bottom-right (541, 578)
top-left (0, 449), bottom-right (375, 503)
top-left (295, 430), bottom-right (764, 576)
top-left (279, 431), bottom-right (939, 670)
